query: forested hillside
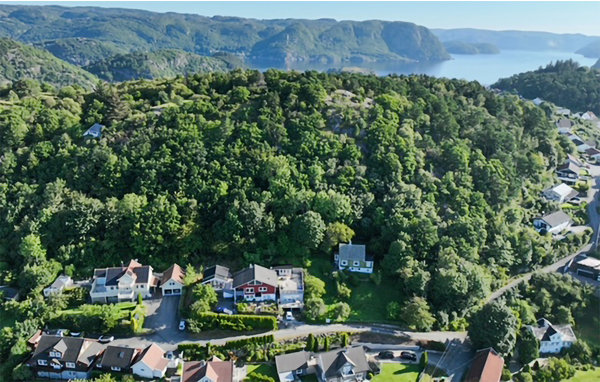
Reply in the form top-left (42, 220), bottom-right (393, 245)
top-left (494, 60), bottom-right (600, 114)
top-left (84, 50), bottom-right (235, 82)
top-left (0, 70), bottom-right (573, 323)
top-left (33, 38), bottom-right (129, 66)
top-left (0, 38), bottom-right (97, 88)
top-left (576, 39), bottom-right (600, 58)
top-left (443, 40), bottom-right (499, 55)
top-left (0, 4), bottom-right (449, 67)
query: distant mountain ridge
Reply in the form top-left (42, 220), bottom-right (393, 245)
top-left (443, 40), bottom-right (499, 55)
top-left (577, 40), bottom-right (600, 58)
top-left (0, 4), bottom-right (450, 67)
top-left (84, 49), bottom-right (235, 82)
top-left (0, 38), bottom-right (97, 88)
top-left (433, 28), bottom-right (598, 52)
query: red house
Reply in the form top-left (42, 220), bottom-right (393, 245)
top-left (232, 264), bottom-right (278, 302)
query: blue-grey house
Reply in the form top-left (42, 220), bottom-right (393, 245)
top-left (83, 123), bottom-right (104, 138)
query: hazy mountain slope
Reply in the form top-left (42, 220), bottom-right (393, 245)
top-left (84, 49), bottom-right (234, 82)
top-left (0, 38), bottom-right (97, 88)
top-left (443, 41), bottom-right (499, 55)
top-left (576, 39), bottom-right (600, 58)
top-left (0, 5), bottom-right (450, 66)
top-left (593, 59), bottom-right (600, 69)
top-left (433, 28), bottom-right (597, 52)
top-left (33, 38), bottom-right (129, 66)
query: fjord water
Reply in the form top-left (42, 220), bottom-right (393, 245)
top-left (277, 50), bottom-right (598, 85)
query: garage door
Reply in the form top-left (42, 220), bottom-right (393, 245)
top-left (577, 269), bottom-right (595, 278)
top-left (164, 289), bottom-right (172, 295)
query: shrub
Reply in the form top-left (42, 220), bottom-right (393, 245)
top-left (187, 313), bottom-right (277, 332)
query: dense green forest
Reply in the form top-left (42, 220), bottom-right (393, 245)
top-left (494, 60), bottom-right (600, 114)
top-left (0, 38), bottom-right (98, 89)
top-left (0, 4), bottom-right (449, 67)
top-left (443, 41), bottom-right (499, 55)
top-left (84, 50), bottom-right (236, 82)
top-left (33, 38), bottom-right (129, 66)
top-left (0, 70), bottom-right (575, 324)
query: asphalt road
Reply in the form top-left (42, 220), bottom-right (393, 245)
top-left (486, 163), bottom-right (600, 303)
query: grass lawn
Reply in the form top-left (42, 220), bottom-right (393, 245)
top-left (567, 368), bottom-right (600, 381)
top-left (308, 256), bottom-right (403, 323)
top-left (246, 363), bottom-right (278, 380)
top-left (574, 296), bottom-right (600, 348)
top-left (372, 363), bottom-right (420, 382)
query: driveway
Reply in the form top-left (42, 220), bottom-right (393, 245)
top-left (486, 163), bottom-right (600, 303)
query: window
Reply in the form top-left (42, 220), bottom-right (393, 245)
top-left (353, 261), bottom-right (360, 266)
top-left (38, 360), bottom-right (48, 366)
top-left (341, 260), bottom-right (348, 266)
top-left (259, 287), bottom-right (268, 292)
top-left (366, 261), bottom-right (372, 267)
top-left (50, 351), bottom-right (62, 358)
top-left (52, 363), bottom-right (61, 370)
top-left (111, 366), bottom-right (121, 372)
top-left (66, 362), bottom-right (76, 369)
top-left (245, 288), bottom-right (254, 294)
top-left (297, 369), bottom-right (303, 375)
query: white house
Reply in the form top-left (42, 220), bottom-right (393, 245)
top-left (131, 343), bottom-right (169, 379)
top-left (556, 161), bottom-right (581, 185)
top-left (160, 263), bottom-right (185, 296)
top-left (43, 275), bottom-right (73, 298)
top-left (334, 243), bottom-right (374, 274)
top-left (542, 183), bottom-right (578, 204)
top-left (556, 118), bottom-right (573, 134)
top-left (90, 260), bottom-right (156, 303)
top-left (528, 318), bottom-right (576, 354)
top-left (533, 211), bottom-right (573, 235)
top-left (272, 266), bottom-right (304, 309)
top-left (585, 147), bottom-right (600, 163)
top-left (83, 123), bottom-right (104, 138)
top-left (201, 265), bottom-right (233, 291)
top-left (582, 111), bottom-right (598, 121)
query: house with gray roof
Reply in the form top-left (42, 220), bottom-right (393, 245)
top-left (275, 346), bottom-right (371, 382)
top-left (43, 275), bottom-right (73, 298)
top-left (97, 345), bottom-right (140, 372)
top-left (27, 335), bottom-right (103, 380)
top-left (542, 183), bottom-right (578, 204)
top-left (83, 123), bottom-right (104, 138)
top-left (334, 243), bottom-right (374, 274)
top-left (0, 285), bottom-right (19, 300)
top-left (528, 318), bottom-right (576, 354)
top-left (533, 211), bottom-right (573, 235)
top-left (232, 264), bottom-right (278, 302)
top-left (90, 259), bottom-right (157, 303)
top-left (202, 264), bottom-right (234, 297)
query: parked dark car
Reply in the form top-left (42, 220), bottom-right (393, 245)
top-left (216, 306), bottom-right (233, 315)
top-left (378, 351), bottom-right (395, 359)
top-left (400, 351), bottom-right (417, 361)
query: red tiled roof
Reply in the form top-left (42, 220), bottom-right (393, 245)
top-left (134, 343), bottom-right (169, 371)
top-left (182, 360), bottom-right (234, 382)
top-left (162, 263), bottom-right (185, 285)
top-left (464, 348), bottom-right (504, 382)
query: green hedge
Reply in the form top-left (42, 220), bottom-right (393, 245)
top-left (188, 312), bottom-right (278, 332)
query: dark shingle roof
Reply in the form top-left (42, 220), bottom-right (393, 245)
top-left (318, 347), bottom-right (369, 378)
top-left (204, 265), bottom-right (232, 282)
top-left (275, 350), bottom-right (311, 373)
top-left (32, 336), bottom-right (85, 364)
top-left (100, 345), bottom-right (138, 369)
top-left (0, 286), bottom-right (19, 300)
top-left (233, 264), bottom-right (277, 288)
top-left (338, 243), bottom-right (371, 262)
top-left (557, 161), bottom-right (580, 174)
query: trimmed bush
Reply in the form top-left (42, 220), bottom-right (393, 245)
top-left (188, 312), bottom-right (278, 332)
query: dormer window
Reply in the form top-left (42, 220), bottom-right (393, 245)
top-left (38, 359), bottom-right (48, 366)
top-left (341, 260), bottom-right (348, 266)
top-left (52, 362), bottom-right (61, 370)
top-left (342, 364), bottom-right (354, 376)
top-left (111, 366), bottom-right (121, 371)
top-left (50, 351), bottom-right (62, 358)
top-left (66, 362), bottom-right (76, 369)
top-left (353, 261), bottom-right (360, 266)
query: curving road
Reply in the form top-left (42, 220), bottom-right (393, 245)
top-left (486, 163), bottom-right (600, 303)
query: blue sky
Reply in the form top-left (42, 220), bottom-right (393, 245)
top-left (4, 1), bottom-right (600, 35)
